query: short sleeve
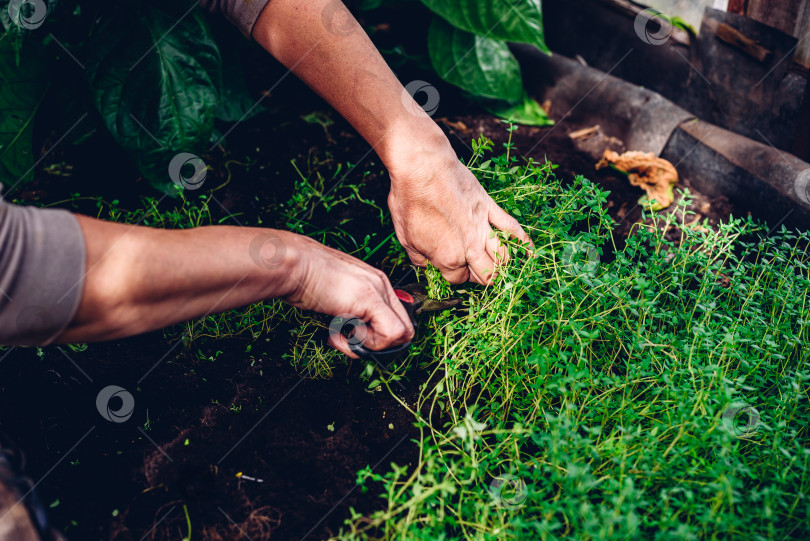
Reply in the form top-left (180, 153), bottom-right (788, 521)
top-left (0, 188), bottom-right (86, 346)
top-left (198, 0), bottom-right (272, 38)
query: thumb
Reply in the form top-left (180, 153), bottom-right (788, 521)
top-left (489, 204), bottom-right (533, 249)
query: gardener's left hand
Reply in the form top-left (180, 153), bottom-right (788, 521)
top-left (251, 0), bottom-right (531, 285)
top-left (386, 139), bottom-right (532, 285)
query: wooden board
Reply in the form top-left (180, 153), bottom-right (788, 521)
top-left (727, 0), bottom-right (810, 68)
top-left (746, 0), bottom-right (800, 35)
top-left (798, 0), bottom-right (810, 69)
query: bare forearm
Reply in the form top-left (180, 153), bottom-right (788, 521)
top-left (57, 216), bottom-right (296, 343)
top-left (252, 0), bottom-right (449, 175)
top-left (250, 0), bottom-right (531, 286)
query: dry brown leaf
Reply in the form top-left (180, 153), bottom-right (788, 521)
top-left (596, 150), bottom-right (679, 210)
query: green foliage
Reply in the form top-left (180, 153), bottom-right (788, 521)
top-left (484, 92), bottom-right (554, 127)
top-left (0, 0), bottom-right (258, 191)
top-left (422, 0), bottom-right (549, 53)
top-left (2, 0), bottom-right (553, 190)
top-left (84, 4), bottom-right (222, 191)
top-left (0, 35), bottom-right (48, 186)
top-left (362, 0), bottom-right (553, 125)
top-left (422, 0), bottom-right (551, 124)
top-left (0, 0), bottom-right (30, 60)
top-left (669, 15), bottom-right (697, 35)
top-left (427, 17), bottom-right (523, 101)
top-left (334, 141), bottom-right (810, 539)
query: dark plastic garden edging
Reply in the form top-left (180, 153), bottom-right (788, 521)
top-left (512, 44), bottom-right (810, 227)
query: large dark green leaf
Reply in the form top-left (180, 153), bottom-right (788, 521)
top-left (0, 34), bottom-right (48, 187)
top-left (427, 17), bottom-right (523, 101)
top-left (421, 0), bottom-right (549, 53)
top-left (0, 0), bottom-right (48, 63)
top-left (84, 4), bottom-right (221, 190)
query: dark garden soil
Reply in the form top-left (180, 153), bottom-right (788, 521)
top-left (1, 328), bottom-right (424, 541)
top-left (0, 10), bottom-right (747, 541)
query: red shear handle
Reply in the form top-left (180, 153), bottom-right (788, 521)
top-left (394, 289), bottom-right (415, 303)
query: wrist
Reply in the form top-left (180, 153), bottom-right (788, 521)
top-left (247, 229), bottom-right (302, 299)
top-left (379, 117), bottom-right (454, 181)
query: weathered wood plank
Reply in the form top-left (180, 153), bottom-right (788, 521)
top-left (746, 0), bottom-right (802, 35)
top-left (796, 0), bottom-right (810, 68)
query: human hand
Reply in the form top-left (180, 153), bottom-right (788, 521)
top-left (387, 141), bottom-right (532, 285)
top-left (281, 234), bottom-right (414, 357)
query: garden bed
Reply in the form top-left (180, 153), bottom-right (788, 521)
top-left (2, 30), bottom-right (808, 541)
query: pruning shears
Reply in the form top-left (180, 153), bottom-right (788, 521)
top-left (347, 282), bottom-right (463, 362)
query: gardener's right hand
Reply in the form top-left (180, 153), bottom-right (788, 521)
top-left (280, 234), bottom-right (415, 357)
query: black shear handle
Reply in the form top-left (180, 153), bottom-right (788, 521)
top-left (349, 289), bottom-right (421, 361)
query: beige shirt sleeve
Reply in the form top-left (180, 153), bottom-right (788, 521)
top-left (198, 0), bottom-right (271, 38)
top-left (0, 186), bottom-right (86, 346)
